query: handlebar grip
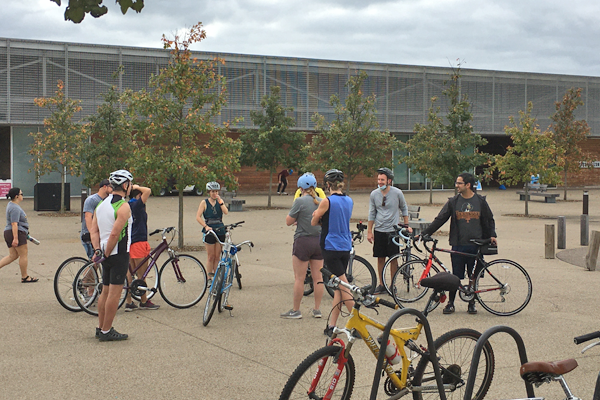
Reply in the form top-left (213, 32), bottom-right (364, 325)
top-left (377, 298), bottom-right (400, 309)
top-left (320, 267), bottom-right (334, 278)
top-left (149, 229), bottom-right (160, 236)
top-left (574, 331), bottom-right (600, 344)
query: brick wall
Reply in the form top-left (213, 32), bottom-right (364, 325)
top-left (565, 137), bottom-right (600, 187)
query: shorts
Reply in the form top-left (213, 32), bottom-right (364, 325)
top-left (101, 253), bottom-right (129, 285)
top-left (204, 230), bottom-right (226, 245)
top-left (4, 230), bottom-right (27, 248)
top-left (130, 241), bottom-right (151, 259)
top-left (292, 235), bottom-right (323, 261)
top-left (372, 230), bottom-right (400, 258)
top-left (322, 249), bottom-right (350, 277)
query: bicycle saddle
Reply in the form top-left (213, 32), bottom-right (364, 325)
top-left (520, 359), bottom-right (578, 384)
top-left (420, 272), bottom-right (460, 292)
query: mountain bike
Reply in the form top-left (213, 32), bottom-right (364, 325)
top-left (73, 227), bottom-right (208, 316)
top-left (54, 256), bottom-right (90, 312)
top-left (279, 269), bottom-right (495, 400)
top-left (390, 235), bottom-right (532, 316)
top-left (380, 224), bottom-right (422, 295)
top-left (202, 221), bottom-right (253, 326)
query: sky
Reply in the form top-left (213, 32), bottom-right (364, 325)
top-left (3, 0), bottom-right (600, 77)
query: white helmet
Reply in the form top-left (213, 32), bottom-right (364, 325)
top-left (206, 181), bottom-right (220, 191)
top-left (109, 169), bottom-right (133, 186)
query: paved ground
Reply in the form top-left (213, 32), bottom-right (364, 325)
top-left (1, 187), bottom-right (600, 399)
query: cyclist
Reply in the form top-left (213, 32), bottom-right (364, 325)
top-left (281, 173), bottom-right (324, 319)
top-left (293, 172), bottom-right (326, 200)
top-left (124, 184), bottom-right (159, 311)
top-left (81, 179), bottom-right (112, 260)
top-left (367, 167), bottom-right (411, 294)
top-left (196, 182), bottom-right (228, 284)
top-left (311, 169), bottom-right (354, 336)
top-left (90, 169), bottom-right (133, 342)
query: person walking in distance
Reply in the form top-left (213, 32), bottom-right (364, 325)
top-left (277, 168), bottom-right (293, 195)
top-left (420, 172), bottom-right (497, 315)
top-left (90, 170), bottom-right (134, 341)
top-left (367, 167), bottom-right (411, 295)
top-left (196, 182), bottom-right (228, 285)
top-left (81, 179), bottom-right (112, 260)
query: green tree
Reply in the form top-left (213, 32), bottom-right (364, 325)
top-left (29, 80), bottom-right (86, 213)
top-left (239, 86), bottom-right (306, 207)
top-left (306, 71), bottom-right (397, 191)
top-left (123, 23), bottom-right (241, 248)
top-left (49, 0), bottom-right (144, 23)
top-left (491, 102), bottom-right (561, 216)
top-left (550, 87), bottom-right (592, 200)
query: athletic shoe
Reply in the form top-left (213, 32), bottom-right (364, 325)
top-left (373, 285), bottom-right (387, 295)
top-left (311, 309), bottom-right (322, 319)
top-left (99, 327), bottom-right (128, 342)
top-left (282, 192), bottom-right (288, 195)
top-left (95, 327), bottom-right (100, 339)
top-left (468, 302), bottom-right (477, 315)
top-left (139, 300), bottom-right (160, 310)
top-left (280, 309), bottom-right (302, 319)
top-left (443, 304), bottom-right (455, 314)
top-left (324, 326), bottom-right (335, 337)
top-left (124, 302), bottom-right (138, 312)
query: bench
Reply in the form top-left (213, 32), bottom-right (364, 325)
top-left (516, 191), bottom-right (560, 203)
top-left (220, 188), bottom-right (246, 211)
top-left (407, 205), bottom-right (431, 235)
top-left (229, 199), bottom-right (246, 212)
top-left (523, 183), bottom-right (548, 192)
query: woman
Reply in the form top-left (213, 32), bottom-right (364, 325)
top-left (281, 173), bottom-right (324, 319)
top-left (1, 188), bottom-right (38, 282)
top-left (196, 182), bottom-right (228, 283)
top-left (311, 169), bottom-right (354, 336)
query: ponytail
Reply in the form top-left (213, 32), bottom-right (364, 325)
top-left (305, 187), bottom-right (319, 205)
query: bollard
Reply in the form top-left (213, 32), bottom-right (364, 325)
top-left (557, 216), bottom-right (566, 250)
top-left (581, 214), bottom-right (589, 246)
top-left (586, 231), bottom-right (600, 271)
top-left (583, 191), bottom-right (589, 215)
top-left (81, 188), bottom-right (88, 223)
top-left (545, 224), bottom-right (555, 259)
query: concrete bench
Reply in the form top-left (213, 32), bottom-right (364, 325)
top-left (229, 199), bottom-right (246, 212)
top-left (516, 191), bottom-right (560, 203)
top-left (523, 183), bottom-right (548, 192)
top-left (407, 205), bottom-right (430, 235)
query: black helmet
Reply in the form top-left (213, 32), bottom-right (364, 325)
top-left (324, 169), bottom-right (344, 184)
top-left (377, 167), bottom-right (394, 180)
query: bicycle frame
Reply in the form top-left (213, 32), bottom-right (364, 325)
top-left (127, 227), bottom-right (177, 293)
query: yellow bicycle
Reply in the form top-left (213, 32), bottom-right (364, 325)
top-left (279, 271), bottom-right (495, 400)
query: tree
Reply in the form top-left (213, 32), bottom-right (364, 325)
top-left (306, 71), bottom-right (398, 191)
top-left (49, 0), bottom-right (144, 23)
top-left (239, 86), bottom-right (306, 207)
top-left (550, 87), bottom-right (592, 200)
top-left (123, 23), bottom-right (241, 248)
top-left (29, 80), bottom-right (86, 213)
top-left (491, 102), bottom-right (561, 216)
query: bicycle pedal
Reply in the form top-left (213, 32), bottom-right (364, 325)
top-left (224, 304), bottom-right (234, 311)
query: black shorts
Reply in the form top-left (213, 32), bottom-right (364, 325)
top-left (292, 235), bottom-right (323, 261)
top-left (4, 230), bottom-right (27, 248)
top-left (101, 253), bottom-right (129, 285)
top-left (204, 230), bottom-right (226, 245)
top-left (373, 230), bottom-right (400, 258)
top-left (322, 249), bottom-right (350, 277)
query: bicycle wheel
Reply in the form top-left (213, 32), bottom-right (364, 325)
top-left (303, 267), bottom-right (314, 296)
top-left (73, 262), bottom-right (127, 316)
top-left (159, 254), bottom-right (208, 309)
top-left (475, 259), bottom-right (532, 316)
top-left (279, 345), bottom-right (355, 400)
top-left (233, 255), bottom-right (242, 290)
top-left (202, 266), bottom-right (223, 326)
top-left (391, 260), bottom-right (440, 307)
top-left (218, 266), bottom-right (234, 313)
top-left (54, 256), bottom-right (88, 312)
top-left (130, 263), bottom-right (159, 302)
top-left (325, 255), bottom-right (377, 298)
top-left (382, 252), bottom-right (422, 295)
top-left (412, 328), bottom-right (495, 400)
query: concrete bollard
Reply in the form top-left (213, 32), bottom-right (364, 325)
top-left (81, 188), bottom-right (88, 223)
top-left (586, 231), bottom-right (600, 271)
top-left (545, 224), bottom-right (555, 259)
top-left (581, 214), bottom-right (589, 246)
top-left (583, 191), bottom-right (589, 215)
top-left (557, 216), bottom-right (566, 250)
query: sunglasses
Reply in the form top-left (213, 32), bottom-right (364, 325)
top-left (382, 196), bottom-right (386, 207)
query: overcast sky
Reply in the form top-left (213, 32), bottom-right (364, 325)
top-left (3, 0), bottom-right (600, 77)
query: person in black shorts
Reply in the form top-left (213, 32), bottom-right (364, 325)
top-left (196, 181), bottom-right (228, 284)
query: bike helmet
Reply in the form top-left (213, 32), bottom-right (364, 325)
top-left (324, 169), bottom-right (344, 184)
top-left (377, 167), bottom-right (394, 180)
top-left (109, 169), bottom-right (133, 186)
top-left (206, 181), bottom-right (221, 191)
top-left (297, 173), bottom-right (317, 189)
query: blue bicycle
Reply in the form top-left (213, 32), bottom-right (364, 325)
top-left (202, 221), bottom-right (253, 326)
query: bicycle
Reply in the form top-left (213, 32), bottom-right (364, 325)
top-left (380, 224), bottom-right (422, 295)
top-left (202, 221), bottom-right (253, 327)
top-left (390, 235), bottom-right (532, 316)
top-left (73, 227), bottom-right (208, 316)
top-left (279, 269), bottom-right (495, 400)
top-left (54, 256), bottom-right (90, 312)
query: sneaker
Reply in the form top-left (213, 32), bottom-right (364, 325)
top-left (282, 192), bottom-right (288, 195)
top-left (468, 302), bottom-right (478, 315)
top-left (99, 327), bottom-right (128, 342)
top-left (280, 309), bottom-right (302, 319)
top-left (95, 327), bottom-right (100, 339)
top-left (373, 285), bottom-right (387, 295)
top-left (277, 192), bottom-right (281, 195)
top-left (124, 302), bottom-right (138, 312)
top-left (139, 300), bottom-right (160, 310)
top-left (311, 309), bottom-right (322, 319)
top-left (443, 304), bottom-right (455, 314)
top-left (324, 326), bottom-right (335, 337)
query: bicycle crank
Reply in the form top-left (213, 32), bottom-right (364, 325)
top-left (130, 279), bottom-right (149, 297)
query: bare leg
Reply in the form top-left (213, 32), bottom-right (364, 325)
top-left (15, 245), bottom-right (29, 279)
top-left (377, 257), bottom-right (386, 285)
top-left (0, 247), bottom-right (19, 269)
top-left (309, 259), bottom-right (324, 311)
top-left (389, 257), bottom-right (398, 286)
top-left (99, 284), bottom-right (124, 331)
top-left (292, 256), bottom-right (309, 311)
top-left (329, 274), bottom-right (355, 327)
top-left (205, 243), bottom-right (221, 275)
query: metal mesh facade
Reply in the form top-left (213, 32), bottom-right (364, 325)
top-left (1, 37), bottom-right (600, 137)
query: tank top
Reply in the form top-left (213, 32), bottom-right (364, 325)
top-left (202, 198), bottom-right (225, 234)
top-left (320, 193), bottom-right (353, 251)
top-left (96, 194), bottom-right (132, 256)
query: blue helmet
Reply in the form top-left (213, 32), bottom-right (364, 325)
top-left (297, 173), bottom-right (317, 189)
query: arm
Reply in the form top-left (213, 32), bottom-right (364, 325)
top-left (311, 197), bottom-right (329, 226)
top-left (287, 200), bottom-right (300, 226)
top-left (216, 194), bottom-right (228, 215)
top-left (103, 203), bottom-right (131, 256)
top-left (286, 215), bottom-right (297, 226)
top-left (481, 196), bottom-right (497, 244)
top-left (196, 201), bottom-right (209, 230)
top-left (421, 199), bottom-right (453, 236)
top-left (90, 212), bottom-right (100, 250)
top-left (84, 212), bottom-right (94, 234)
top-left (11, 222), bottom-right (18, 247)
top-left (367, 193), bottom-right (376, 243)
top-left (134, 184), bottom-right (152, 203)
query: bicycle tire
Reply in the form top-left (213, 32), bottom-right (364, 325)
top-left (391, 260), bottom-right (440, 307)
top-left (159, 254), bottom-right (208, 309)
top-left (411, 328), bottom-right (495, 400)
top-left (325, 255), bottom-right (376, 298)
top-left (233, 256), bottom-right (242, 290)
top-left (279, 345), bottom-right (355, 400)
top-left (130, 263), bottom-right (159, 302)
top-left (303, 267), bottom-right (314, 296)
top-left (54, 256), bottom-right (88, 312)
top-left (73, 261), bottom-right (127, 316)
top-left (382, 252), bottom-right (422, 295)
top-left (475, 259), bottom-right (532, 316)
top-left (202, 265), bottom-right (224, 326)
top-left (218, 265), bottom-right (234, 313)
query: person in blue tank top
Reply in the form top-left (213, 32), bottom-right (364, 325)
top-left (196, 181), bottom-right (228, 283)
top-left (311, 169), bottom-right (355, 337)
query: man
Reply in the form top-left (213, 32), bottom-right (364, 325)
top-left (277, 168), bottom-right (293, 195)
top-left (81, 179), bottom-right (112, 259)
top-left (420, 172), bottom-right (497, 315)
top-left (367, 167), bottom-right (411, 295)
top-left (90, 169), bottom-right (133, 342)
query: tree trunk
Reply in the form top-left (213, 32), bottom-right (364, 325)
top-left (525, 182), bottom-right (530, 217)
top-left (178, 189), bottom-right (184, 248)
top-left (268, 171), bottom-right (273, 208)
top-left (429, 179), bottom-right (433, 204)
top-left (60, 168), bottom-right (65, 214)
top-left (347, 177), bottom-right (352, 193)
top-left (563, 168), bottom-right (568, 201)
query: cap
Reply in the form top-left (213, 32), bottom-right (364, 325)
top-left (99, 179), bottom-right (110, 188)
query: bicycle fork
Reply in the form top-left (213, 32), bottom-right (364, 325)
top-left (310, 338), bottom-right (350, 400)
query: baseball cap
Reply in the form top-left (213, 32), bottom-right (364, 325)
top-left (99, 179), bottom-right (110, 188)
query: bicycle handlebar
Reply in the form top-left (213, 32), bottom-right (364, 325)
top-left (574, 331), bottom-right (600, 345)
top-left (204, 229), bottom-right (254, 251)
top-left (149, 226), bottom-right (175, 237)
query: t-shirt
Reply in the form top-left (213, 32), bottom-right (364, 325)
top-left (289, 195), bottom-right (321, 239)
top-left (455, 195), bottom-right (483, 245)
top-left (368, 186), bottom-right (409, 232)
top-left (278, 170), bottom-right (290, 179)
top-left (96, 194), bottom-right (132, 256)
top-left (5, 202), bottom-right (28, 232)
top-left (81, 193), bottom-right (103, 236)
top-left (129, 198), bottom-right (148, 244)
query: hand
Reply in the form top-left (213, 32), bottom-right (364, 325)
top-left (206, 226), bottom-right (213, 231)
top-left (491, 237), bottom-right (497, 245)
top-left (367, 231), bottom-right (374, 244)
top-left (92, 249), bottom-right (103, 263)
top-left (11, 239), bottom-right (18, 247)
top-left (407, 227), bottom-right (413, 234)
